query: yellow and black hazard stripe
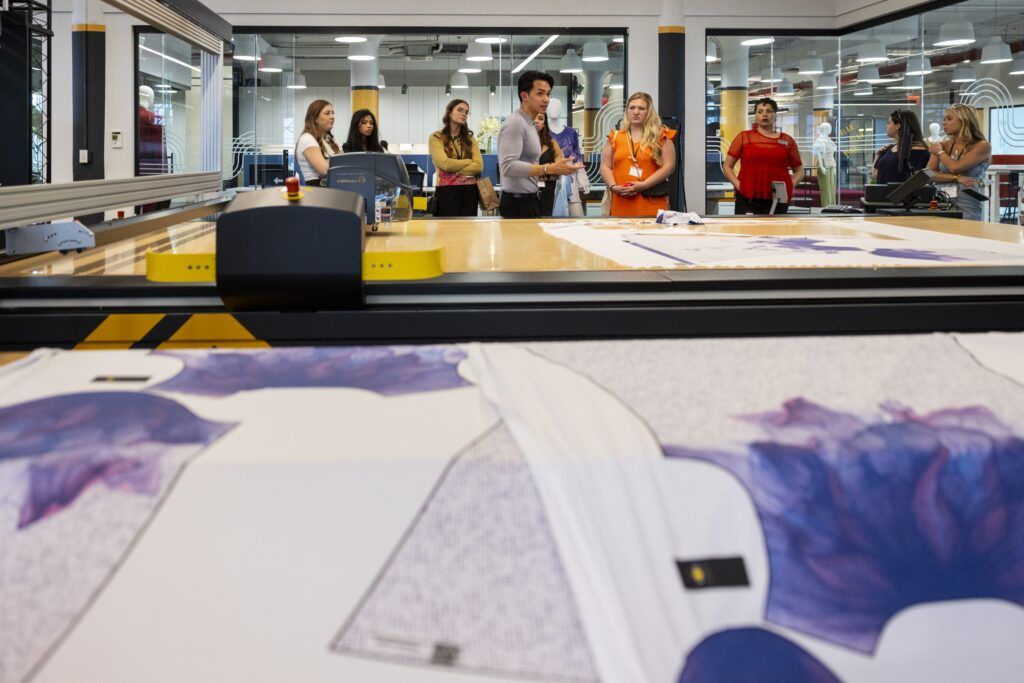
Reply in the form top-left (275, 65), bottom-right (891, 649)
top-left (75, 313), bottom-right (269, 350)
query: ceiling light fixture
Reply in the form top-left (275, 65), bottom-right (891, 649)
top-left (950, 64), bottom-right (977, 82)
top-left (348, 41), bottom-right (376, 61)
top-left (582, 40), bottom-right (609, 62)
top-left (904, 55), bottom-right (933, 75)
top-left (740, 36), bottom-right (773, 46)
top-left (559, 48), bottom-right (584, 73)
top-left (856, 41), bottom-right (887, 63)
top-left (1009, 53), bottom-right (1024, 75)
top-left (798, 52), bottom-right (824, 75)
top-left (935, 18), bottom-right (976, 47)
top-left (466, 41), bottom-right (493, 61)
top-left (706, 40), bottom-right (719, 63)
top-left (451, 71), bottom-right (469, 89)
top-left (335, 35), bottom-right (367, 43)
top-left (980, 36), bottom-right (1012, 64)
top-left (475, 36), bottom-right (507, 44)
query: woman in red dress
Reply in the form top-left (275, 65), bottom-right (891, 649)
top-left (723, 97), bottom-right (804, 215)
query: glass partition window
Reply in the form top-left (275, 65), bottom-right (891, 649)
top-left (220, 31), bottom-right (625, 189)
top-left (707, 0), bottom-right (1024, 223)
top-left (136, 32), bottom-right (204, 176)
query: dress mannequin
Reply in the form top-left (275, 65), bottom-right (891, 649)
top-left (137, 85), bottom-right (167, 175)
top-left (813, 122), bottom-right (837, 207)
top-left (547, 97), bottom-right (587, 217)
top-left (548, 97), bottom-right (566, 135)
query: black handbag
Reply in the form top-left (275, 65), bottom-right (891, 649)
top-left (641, 177), bottom-right (672, 197)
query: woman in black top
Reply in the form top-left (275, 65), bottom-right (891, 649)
top-left (533, 112), bottom-right (563, 216)
top-left (871, 109), bottom-right (930, 184)
top-left (342, 109), bottom-right (388, 153)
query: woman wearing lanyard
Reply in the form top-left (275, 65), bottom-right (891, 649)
top-left (723, 97), bottom-right (804, 215)
top-left (600, 92), bottom-right (677, 217)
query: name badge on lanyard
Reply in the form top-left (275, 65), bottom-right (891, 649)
top-left (777, 139), bottom-right (788, 146)
top-left (627, 135), bottom-right (644, 179)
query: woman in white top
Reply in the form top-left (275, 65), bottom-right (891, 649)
top-left (295, 99), bottom-right (340, 186)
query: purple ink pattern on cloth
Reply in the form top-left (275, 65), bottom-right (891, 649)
top-left (758, 236), bottom-right (863, 254)
top-left (869, 247), bottom-right (967, 262)
top-left (0, 392), bottom-right (232, 528)
top-left (678, 628), bottom-right (842, 683)
top-left (664, 398), bottom-right (1024, 653)
top-left (153, 346), bottom-right (470, 397)
top-left (761, 237), bottom-right (966, 262)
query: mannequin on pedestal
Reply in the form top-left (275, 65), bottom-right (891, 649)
top-left (547, 98), bottom-right (588, 217)
top-left (137, 85), bottom-right (168, 176)
top-left (813, 122), bottom-right (837, 208)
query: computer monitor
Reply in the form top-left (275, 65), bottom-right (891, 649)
top-left (327, 153), bottom-right (416, 226)
top-left (886, 169), bottom-right (935, 208)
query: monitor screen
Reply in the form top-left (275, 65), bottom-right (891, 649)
top-left (886, 169), bottom-right (934, 206)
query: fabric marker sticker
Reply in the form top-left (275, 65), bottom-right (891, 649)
top-left (677, 557), bottom-right (750, 589)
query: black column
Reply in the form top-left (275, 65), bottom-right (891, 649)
top-left (72, 24), bottom-right (105, 182)
top-left (0, 11), bottom-right (31, 186)
top-left (658, 28), bottom-right (685, 121)
top-left (659, 27), bottom-right (685, 210)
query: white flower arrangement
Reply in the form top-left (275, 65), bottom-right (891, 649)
top-left (476, 115), bottom-right (502, 153)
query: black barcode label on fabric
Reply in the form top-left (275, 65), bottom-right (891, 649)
top-left (677, 557), bottom-right (750, 589)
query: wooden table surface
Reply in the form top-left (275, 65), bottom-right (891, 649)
top-left (0, 215), bottom-right (1020, 278)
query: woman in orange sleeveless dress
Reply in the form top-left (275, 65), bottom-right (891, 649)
top-left (600, 92), bottom-right (677, 217)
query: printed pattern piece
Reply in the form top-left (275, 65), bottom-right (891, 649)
top-left (678, 628), bottom-right (841, 683)
top-left (153, 346), bottom-right (469, 397)
top-left (0, 392), bottom-right (232, 683)
top-left (624, 234), bottom-right (1021, 266)
top-left (665, 398), bottom-right (1024, 653)
top-left (333, 424), bottom-right (598, 682)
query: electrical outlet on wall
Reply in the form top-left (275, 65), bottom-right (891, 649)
top-left (78, 150), bottom-right (90, 164)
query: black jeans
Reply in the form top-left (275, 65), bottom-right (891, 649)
top-left (434, 184), bottom-right (480, 217)
top-left (735, 192), bottom-right (788, 215)
top-left (499, 193), bottom-right (541, 218)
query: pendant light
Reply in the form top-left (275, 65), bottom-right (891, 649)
top-left (451, 71), bottom-right (469, 89)
top-left (935, 14), bottom-right (976, 47)
top-left (888, 73), bottom-right (923, 90)
top-left (348, 40), bottom-right (376, 61)
top-left (581, 40), bottom-right (609, 62)
top-left (854, 81), bottom-right (873, 96)
top-left (856, 41), bottom-right (887, 63)
top-left (559, 48), bottom-right (583, 73)
top-left (458, 59), bottom-right (482, 74)
top-left (951, 64), bottom-right (977, 82)
top-left (981, 37), bottom-right (1012, 64)
top-left (904, 55), bottom-right (933, 76)
top-left (816, 73), bottom-right (837, 90)
top-left (1009, 54), bottom-right (1024, 75)
top-left (798, 52), bottom-right (823, 75)
top-left (857, 65), bottom-right (881, 83)
top-left (466, 41), bottom-right (493, 62)
top-left (286, 36), bottom-right (306, 89)
top-left (775, 79), bottom-right (794, 95)
top-left (706, 40), bottom-right (719, 63)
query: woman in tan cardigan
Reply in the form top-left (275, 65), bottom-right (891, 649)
top-left (429, 99), bottom-right (484, 216)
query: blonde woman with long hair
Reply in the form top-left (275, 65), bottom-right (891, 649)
top-left (600, 91), bottom-right (677, 216)
top-left (927, 103), bottom-right (991, 221)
